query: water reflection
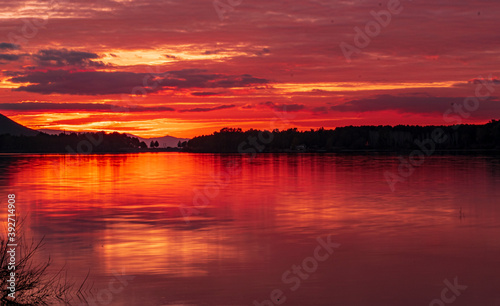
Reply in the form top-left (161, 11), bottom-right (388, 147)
top-left (0, 153), bottom-right (500, 305)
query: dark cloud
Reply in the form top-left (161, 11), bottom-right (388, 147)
top-left (0, 43), bottom-right (20, 50)
top-left (207, 73), bottom-right (269, 88)
top-left (203, 49), bottom-right (224, 55)
top-left (330, 94), bottom-right (500, 115)
top-left (11, 70), bottom-right (154, 95)
top-left (179, 105), bottom-right (235, 113)
top-left (0, 102), bottom-right (175, 112)
top-left (2, 71), bottom-right (25, 77)
top-left (190, 91), bottom-right (223, 96)
top-left (261, 101), bottom-right (305, 112)
top-left (254, 48), bottom-right (271, 56)
top-left (10, 69), bottom-right (269, 95)
top-left (164, 54), bottom-right (177, 59)
top-left (312, 106), bottom-right (328, 114)
top-left (0, 54), bottom-right (20, 61)
top-left (469, 78), bottom-right (500, 85)
top-left (122, 105), bottom-right (176, 112)
top-left (33, 49), bottom-right (106, 67)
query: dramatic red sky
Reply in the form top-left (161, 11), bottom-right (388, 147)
top-left (1, 0), bottom-right (500, 138)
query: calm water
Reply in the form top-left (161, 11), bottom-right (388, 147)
top-left (1, 153), bottom-right (500, 305)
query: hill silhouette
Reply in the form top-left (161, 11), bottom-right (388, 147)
top-left (0, 113), bottom-right (38, 136)
top-left (0, 113), bottom-right (150, 153)
top-left (3, 113), bottom-right (500, 153)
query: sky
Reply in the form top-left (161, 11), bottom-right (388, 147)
top-left (1, 0), bottom-right (500, 138)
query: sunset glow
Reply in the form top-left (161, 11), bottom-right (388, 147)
top-left (1, 0), bottom-right (500, 137)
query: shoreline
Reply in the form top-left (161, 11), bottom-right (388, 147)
top-left (1, 149), bottom-right (500, 155)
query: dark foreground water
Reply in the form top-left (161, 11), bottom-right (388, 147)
top-left (1, 153), bottom-right (500, 305)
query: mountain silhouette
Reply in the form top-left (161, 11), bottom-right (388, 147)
top-left (0, 113), bottom-right (39, 136)
top-left (125, 134), bottom-right (190, 148)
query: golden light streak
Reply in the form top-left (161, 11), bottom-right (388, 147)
top-left (0, 80), bottom-right (30, 89)
top-left (0, 2), bottom-right (113, 19)
top-left (276, 81), bottom-right (458, 93)
top-left (102, 45), bottom-right (261, 66)
top-left (12, 113), bottom-right (91, 125)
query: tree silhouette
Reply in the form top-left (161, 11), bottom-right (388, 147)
top-left (184, 121), bottom-right (500, 153)
top-left (0, 131), bottom-right (147, 153)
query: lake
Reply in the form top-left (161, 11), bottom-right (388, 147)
top-left (1, 153), bottom-right (500, 305)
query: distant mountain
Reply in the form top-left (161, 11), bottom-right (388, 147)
top-left (0, 113), bottom-right (39, 136)
top-left (37, 129), bottom-right (66, 135)
top-left (126, 134), bottom-right (190, 148)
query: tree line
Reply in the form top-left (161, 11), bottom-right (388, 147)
top-left (185, 120), bottom-right (500, 153)
top-left (0, 131), bottom-right (148, 153)
top-left (3, 121), bottom-right (500, 153)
